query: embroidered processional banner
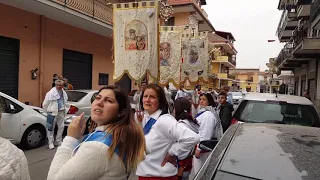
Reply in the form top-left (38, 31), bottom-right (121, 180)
top-left (181, 32), bottom-right (209, 83)
top-left (159, 26), bottom-right (184, 86)
top-left (113, 1), bottom-right (159, 82)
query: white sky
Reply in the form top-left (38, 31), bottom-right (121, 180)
top-left (203, 0), bottom-right (285, 70)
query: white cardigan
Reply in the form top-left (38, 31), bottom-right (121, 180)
top-left (195, 108), bottom-right (217, 150)
top-left (136, 110), bottom-right (200, 177)
top-left (0, 137), bottom-right (30, 180)
top-left (47, 126), bottom-right (128, 180)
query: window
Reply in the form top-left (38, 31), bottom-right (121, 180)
top-left (0, 97), bottom-right (6, 113)
top-left (98, 73), bottom-right (109, 85)
top-left (90, 92), bottom-right (98, 104)
top-left (234, 100), bottom-right (318, 127)
top-left (167, 17), bottom-right (175, 26)
top-left (66, 91), bottom-right (88, 102)
top-left (0, 96), bottom-right (23, 114)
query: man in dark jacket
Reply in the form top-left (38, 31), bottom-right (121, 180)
top-left (218, 91), bottom-right (234, 132)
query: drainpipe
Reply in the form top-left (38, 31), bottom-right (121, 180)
top-left (39, 16), bottom-right (45, 106)
top-left (218, 62), bottom-right (221, 88)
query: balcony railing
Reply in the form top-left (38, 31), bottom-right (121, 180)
top-left (228, 74), bottom-right (235, 79)
top-left (277, 9), bottom-right (298, 39)
top-left (291, 20), bottom-right (319, 48)
top-left (310, 0), bottom-right (320, 22)
top-left (53, 0), bottom-right (113, 25)
top-left (276, 42), bottom-right (294, 67)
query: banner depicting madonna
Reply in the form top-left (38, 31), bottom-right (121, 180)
top-left (159, 26), bottom-right (183, 86)
top-left (181, 32), bottom-right (209, 83)
top-left (113, 1), bottom-right (159, 82)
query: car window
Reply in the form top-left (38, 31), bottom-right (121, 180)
top-left (3, 97), bottom-right (23, 114)
top-left (0, 96), bottom-right (6, 113)
top-left (90, 92), bottom-right (98, 104)
top-left (231, 92), bottom-right (242, 96)
top-left (66, 91), bottom-right (88, 102)
top-left (235, 100), bottom-right (318, 127)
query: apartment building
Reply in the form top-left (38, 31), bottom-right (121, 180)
top-left (275, 0), bottom-right (320, 109)
top-left (209, 31), bottom-right (237, 89)
top-left (229, 69), bottom-right (260, 92)
top-left (0, 0), bottom-right (138, 106)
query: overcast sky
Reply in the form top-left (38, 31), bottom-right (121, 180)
top-left (203, 0), bottom-right (285, 70)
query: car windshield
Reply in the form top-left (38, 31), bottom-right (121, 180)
top-left (232, 92), bottom-right (242, 96)
top-left (66, 91), bottom-right (88, 102)
top-left (234, 100), bottom-right (318, 127)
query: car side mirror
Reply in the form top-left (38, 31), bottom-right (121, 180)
top-left (199, 139), bottom-right (219, 151)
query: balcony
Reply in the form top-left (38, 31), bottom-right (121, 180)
top-left (310, 0), bottom-right (320, 30)
top-left (0, 0), bottom-right (114, 37)
top-left (291, 22), bottom-right (320, 55)
top-left (276, 42), bottom-right (294, 68)
top-left (297, 4), bottom-right (311, 17)
top-left (276, 10), bottom-right (298, 42)
top-left (214, 55), bottom-right (236, 68)
top-left (217, 73), bottom-right (228, 79)
top-left (168, 0), bottom-right (214, 31)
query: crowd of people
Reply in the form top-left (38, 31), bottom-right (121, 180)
top-left (52, 74), bottom-right (73, 90)
top-left (0, 81), bottom-right (235, 180)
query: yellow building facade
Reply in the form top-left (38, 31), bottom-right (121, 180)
top-left (209, 31), bottom-right (237, 89)
top-left (232, 69), bottom-right (260, 92)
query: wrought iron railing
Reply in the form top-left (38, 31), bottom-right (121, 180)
top-left (310, 0), bottom-right (320, 23)
top-left (52, 0), bottom-right (113, 25)
top-left (228, 56), bottom-right (236, 67)
top-left (276, 42), bottom-right (293, 67)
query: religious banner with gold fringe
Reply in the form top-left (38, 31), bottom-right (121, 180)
top-left (113, 1), bottom-right (159, 82)
top-left (159, 26), bottom-right (184, 86)
top-left (181, 32), bottom-right (209, 83)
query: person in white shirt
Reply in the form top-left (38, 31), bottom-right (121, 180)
top-left (175, 84), bottom-right (187, 100)
top-left (174, 97), bottom-right (200, 180)
top-left (133, 82), bottom-right (147, 112)
top-left (164, 84), bottom-right (172, 106)
top-left (42, 79), bottom-right (68, 149)
top-left (47, 86), bottom-right (146, 180)
top-left (135, 84), bottom-right (200, 180)
top-left (193, 93), bottom-right (219, 174)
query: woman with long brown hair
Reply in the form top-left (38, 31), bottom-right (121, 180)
top-left (47, 86), bottom-right (145, 180)
top-left (135, 84), bottom-right (199, 180)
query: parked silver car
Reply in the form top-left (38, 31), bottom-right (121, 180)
top-left (64, 90), bottom-right (98, 127)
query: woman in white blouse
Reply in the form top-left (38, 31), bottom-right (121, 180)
top-left (136, 84), bottom-right (200, 180)
top-left (193, 93), bottom-right (218, 174)
top-left (47, 86), bottom-right (146, 180)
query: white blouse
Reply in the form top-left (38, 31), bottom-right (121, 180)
top-left (136, 110), bottom-right (200, 177)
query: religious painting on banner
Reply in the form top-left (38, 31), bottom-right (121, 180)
top-left (159, 26), bottom-right (184, 86)
top-left (113, 1), bottom-right (159, 82)
top-left (181, 32), bottom-right (209, 83)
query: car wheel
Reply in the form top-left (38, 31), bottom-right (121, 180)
top-left (20, 125), bottom-right (46, 150)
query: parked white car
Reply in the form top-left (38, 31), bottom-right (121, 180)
top-left (64, 90), bottom-right (98, 127)
top-left (231, 91), bottom-right (243, 104)
top-left (0, 92), bottom-right (47, 149)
